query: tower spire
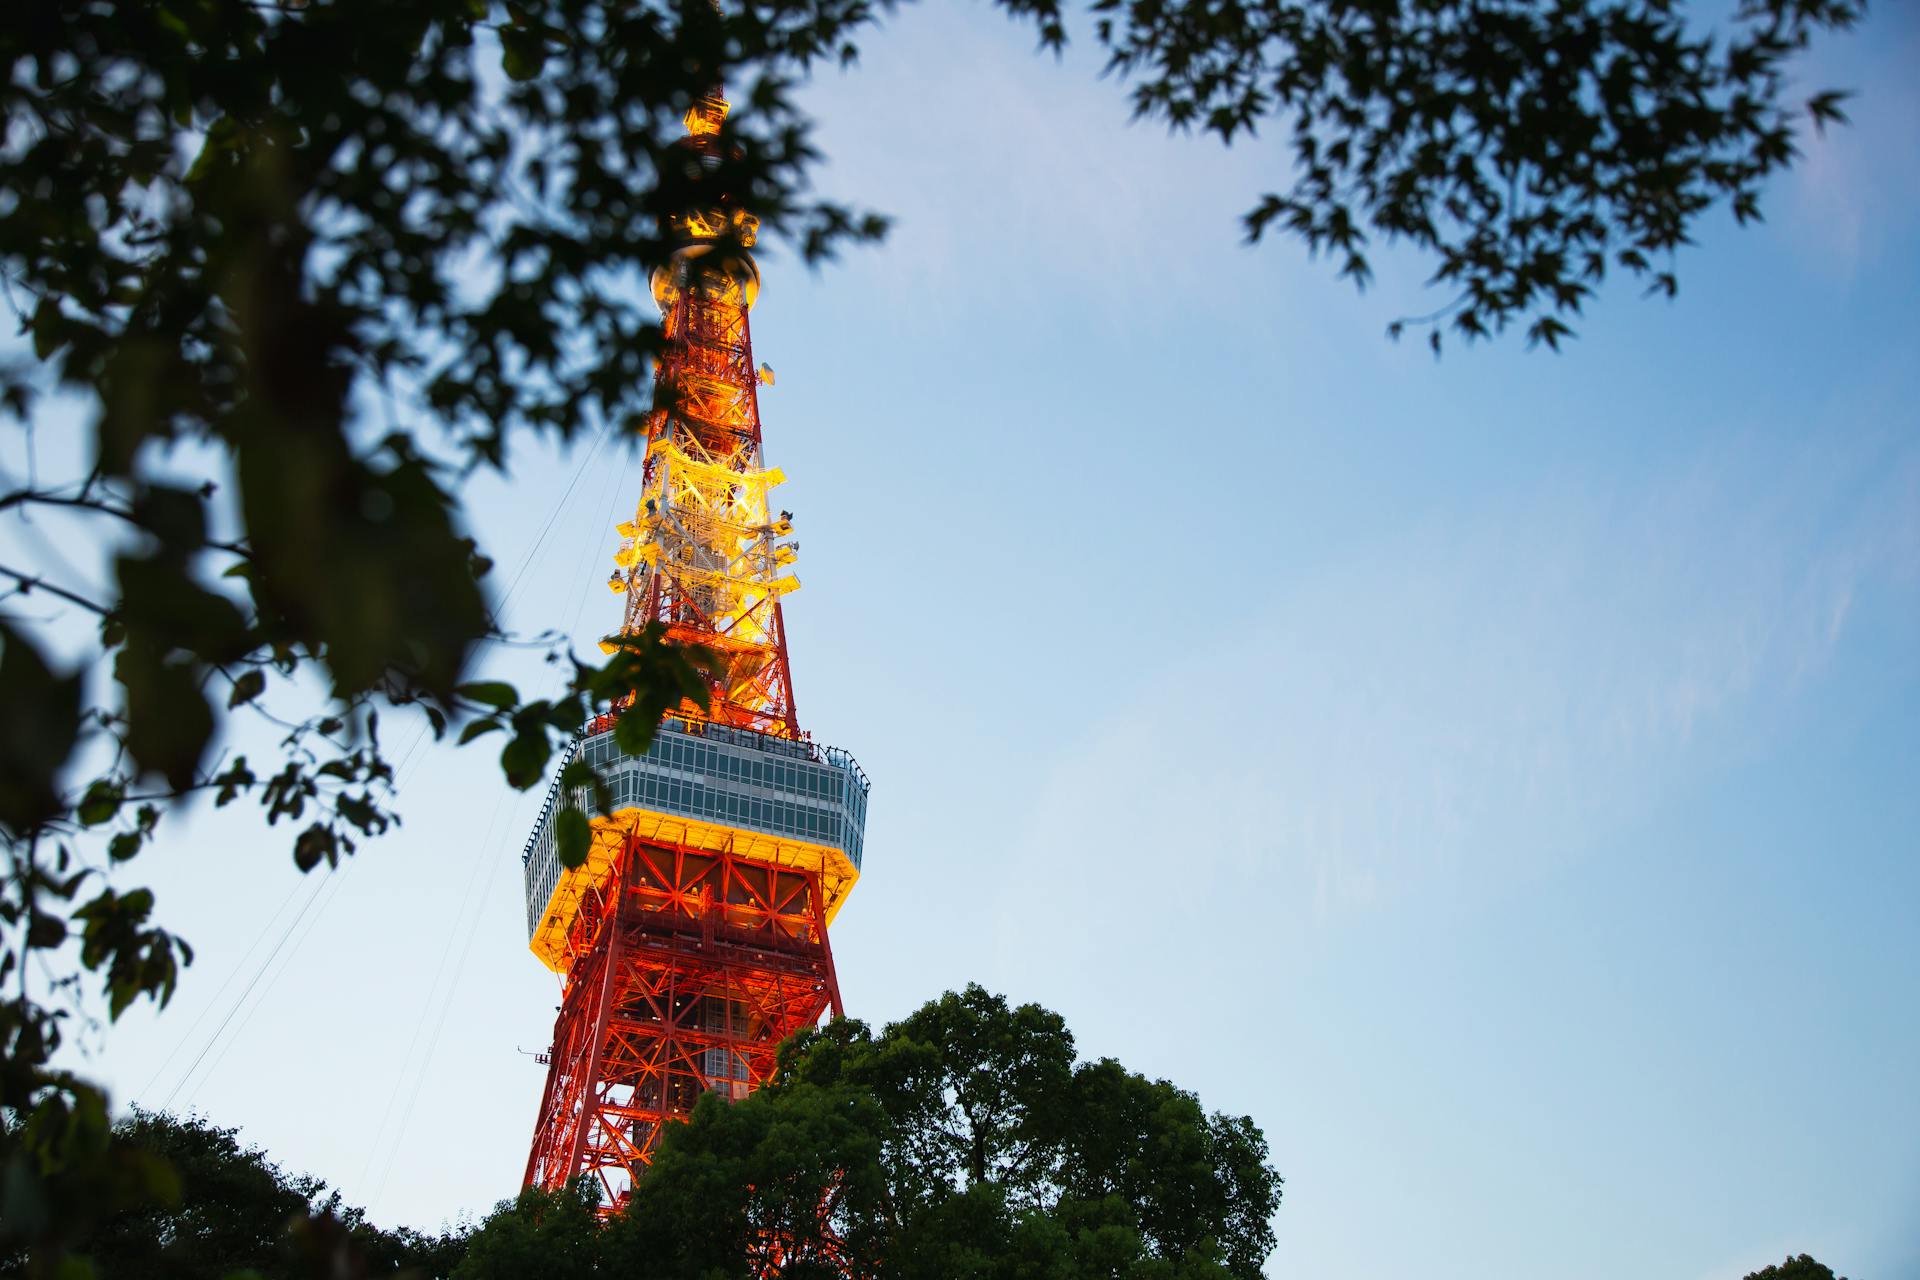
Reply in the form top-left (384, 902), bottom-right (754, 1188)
top-left (608, 85), bottom-right (800, 738)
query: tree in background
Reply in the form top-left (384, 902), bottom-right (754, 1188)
top-left (604, 985), bottom-right (1279, 1279)
top-left (1, 990), bottom-right (1855, 1279)
top-left (438, 1183), bottom-right (599, 1280)
top-left (0, 1108), bottom-right (461, 1278)
top-left (1743, 1257), bottom-right (1847, 1280)
top-left (0, 0), bottom-right (1863, 1269)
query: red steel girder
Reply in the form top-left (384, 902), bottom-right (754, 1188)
top-left (524, 832), bottom-right (841, 1207)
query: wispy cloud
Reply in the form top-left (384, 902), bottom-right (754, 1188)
top-left (990, 424), bottom-right (1920, 974)
top-left (790, 7), bottom-right (1289, 323)
top-left (1782, 16), bottom-right (1920, 279)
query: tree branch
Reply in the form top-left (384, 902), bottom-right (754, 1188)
top-left (0, 563), bottom-right (112, 617)
top-left (0, 489), bottom-right (250, 557)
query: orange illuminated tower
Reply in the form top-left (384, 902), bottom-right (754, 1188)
top-left (519, 89), bottom-right (867, 1210)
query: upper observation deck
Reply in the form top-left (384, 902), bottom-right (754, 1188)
top-left (521, 715), bottom-right (869, 972)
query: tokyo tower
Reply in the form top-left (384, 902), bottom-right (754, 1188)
top-left (518, 87), bottom-right (868, 1210)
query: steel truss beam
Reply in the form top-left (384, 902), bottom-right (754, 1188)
top-left (524, 831), bottom-right (841, 1209)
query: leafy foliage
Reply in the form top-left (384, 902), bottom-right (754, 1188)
top-left (999, 0), bottom-right (1865, 349)
top-left (607, 984), bottom-right (1282, 1279)
top-left (0, 1108), bottom-right (460, 1278)
top-left (4, 991), bottom-right (1274, 1278)
top-left (2, 0), bottom-right (873, 1267)
top-left (1743, 1256), bottom-right (1847, 1280)
top-left (441, 1182), bottom-right (598, 1280)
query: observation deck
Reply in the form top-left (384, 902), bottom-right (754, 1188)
top-left (521, 715), bottom-right (869, 973)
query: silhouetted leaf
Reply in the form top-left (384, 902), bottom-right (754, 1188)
top-left (500, 733), bottom-right (550, 790)
top-left (112, 644), bottom-right (215, 792)
top-left (292, 824), bottom-right (336, 872)
top-left (500, 26), bottom-right (548, 81)
top-left (555, 806), bottom-right (591, 869)
top-left (27, 914), bottom-right (67, 949)
top-left (458, 682), bottom-right (519, 710)
top-left (77, 781), bottom-right (124, 828)
top-left (0, 623), bottom-right (84, 831)
top-left (225, 669), bottom-right (266, 709)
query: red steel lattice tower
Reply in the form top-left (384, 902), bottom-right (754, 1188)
top-left (518, 89), bottom-right (868, 1210)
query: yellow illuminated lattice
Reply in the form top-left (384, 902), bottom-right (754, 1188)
top-left (529, 809), bottom-right (859, 973)
top-left (685, 93), bottom-right (728, 137)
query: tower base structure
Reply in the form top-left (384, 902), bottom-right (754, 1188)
top-left (520, 715), bottom-right (867, 1207)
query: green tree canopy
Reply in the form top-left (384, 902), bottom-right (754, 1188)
top-left (0, 1108), bottom-right (458, 1278)
top-left (6, 995), bottom-right (1852, 1280)
top-left (457, 985), bottom-right (1281, 1280)
top-left (1743, 1256), bottom-right (1847, 1280)
top-left (444, 1182), bottom-right (598, 1280)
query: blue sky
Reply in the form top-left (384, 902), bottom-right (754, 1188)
top-left (51, 4), bottom-right (1920, 1277)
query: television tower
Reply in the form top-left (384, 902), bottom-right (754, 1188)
top-left (519, 88), bottom-right (868, 1210)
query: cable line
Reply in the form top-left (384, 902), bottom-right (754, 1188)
top-left (158, 867), bottom-right (332, 1112)
top-left (358, 783), bottom-right (513, 1193)
top-left (179, 858), bottom-right (356, 1110)
top-left (368, 789), bottom-right (518, 1207)
top-left (364, 432), bottom-right (633, 1204)
top-left (142, 425), bottom-right (616, 1116)
top-left (133, 875), bottom-right (309, 1107)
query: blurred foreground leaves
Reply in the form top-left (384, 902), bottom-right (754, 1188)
top-left (2, 0), bottom-right (852, 1266)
